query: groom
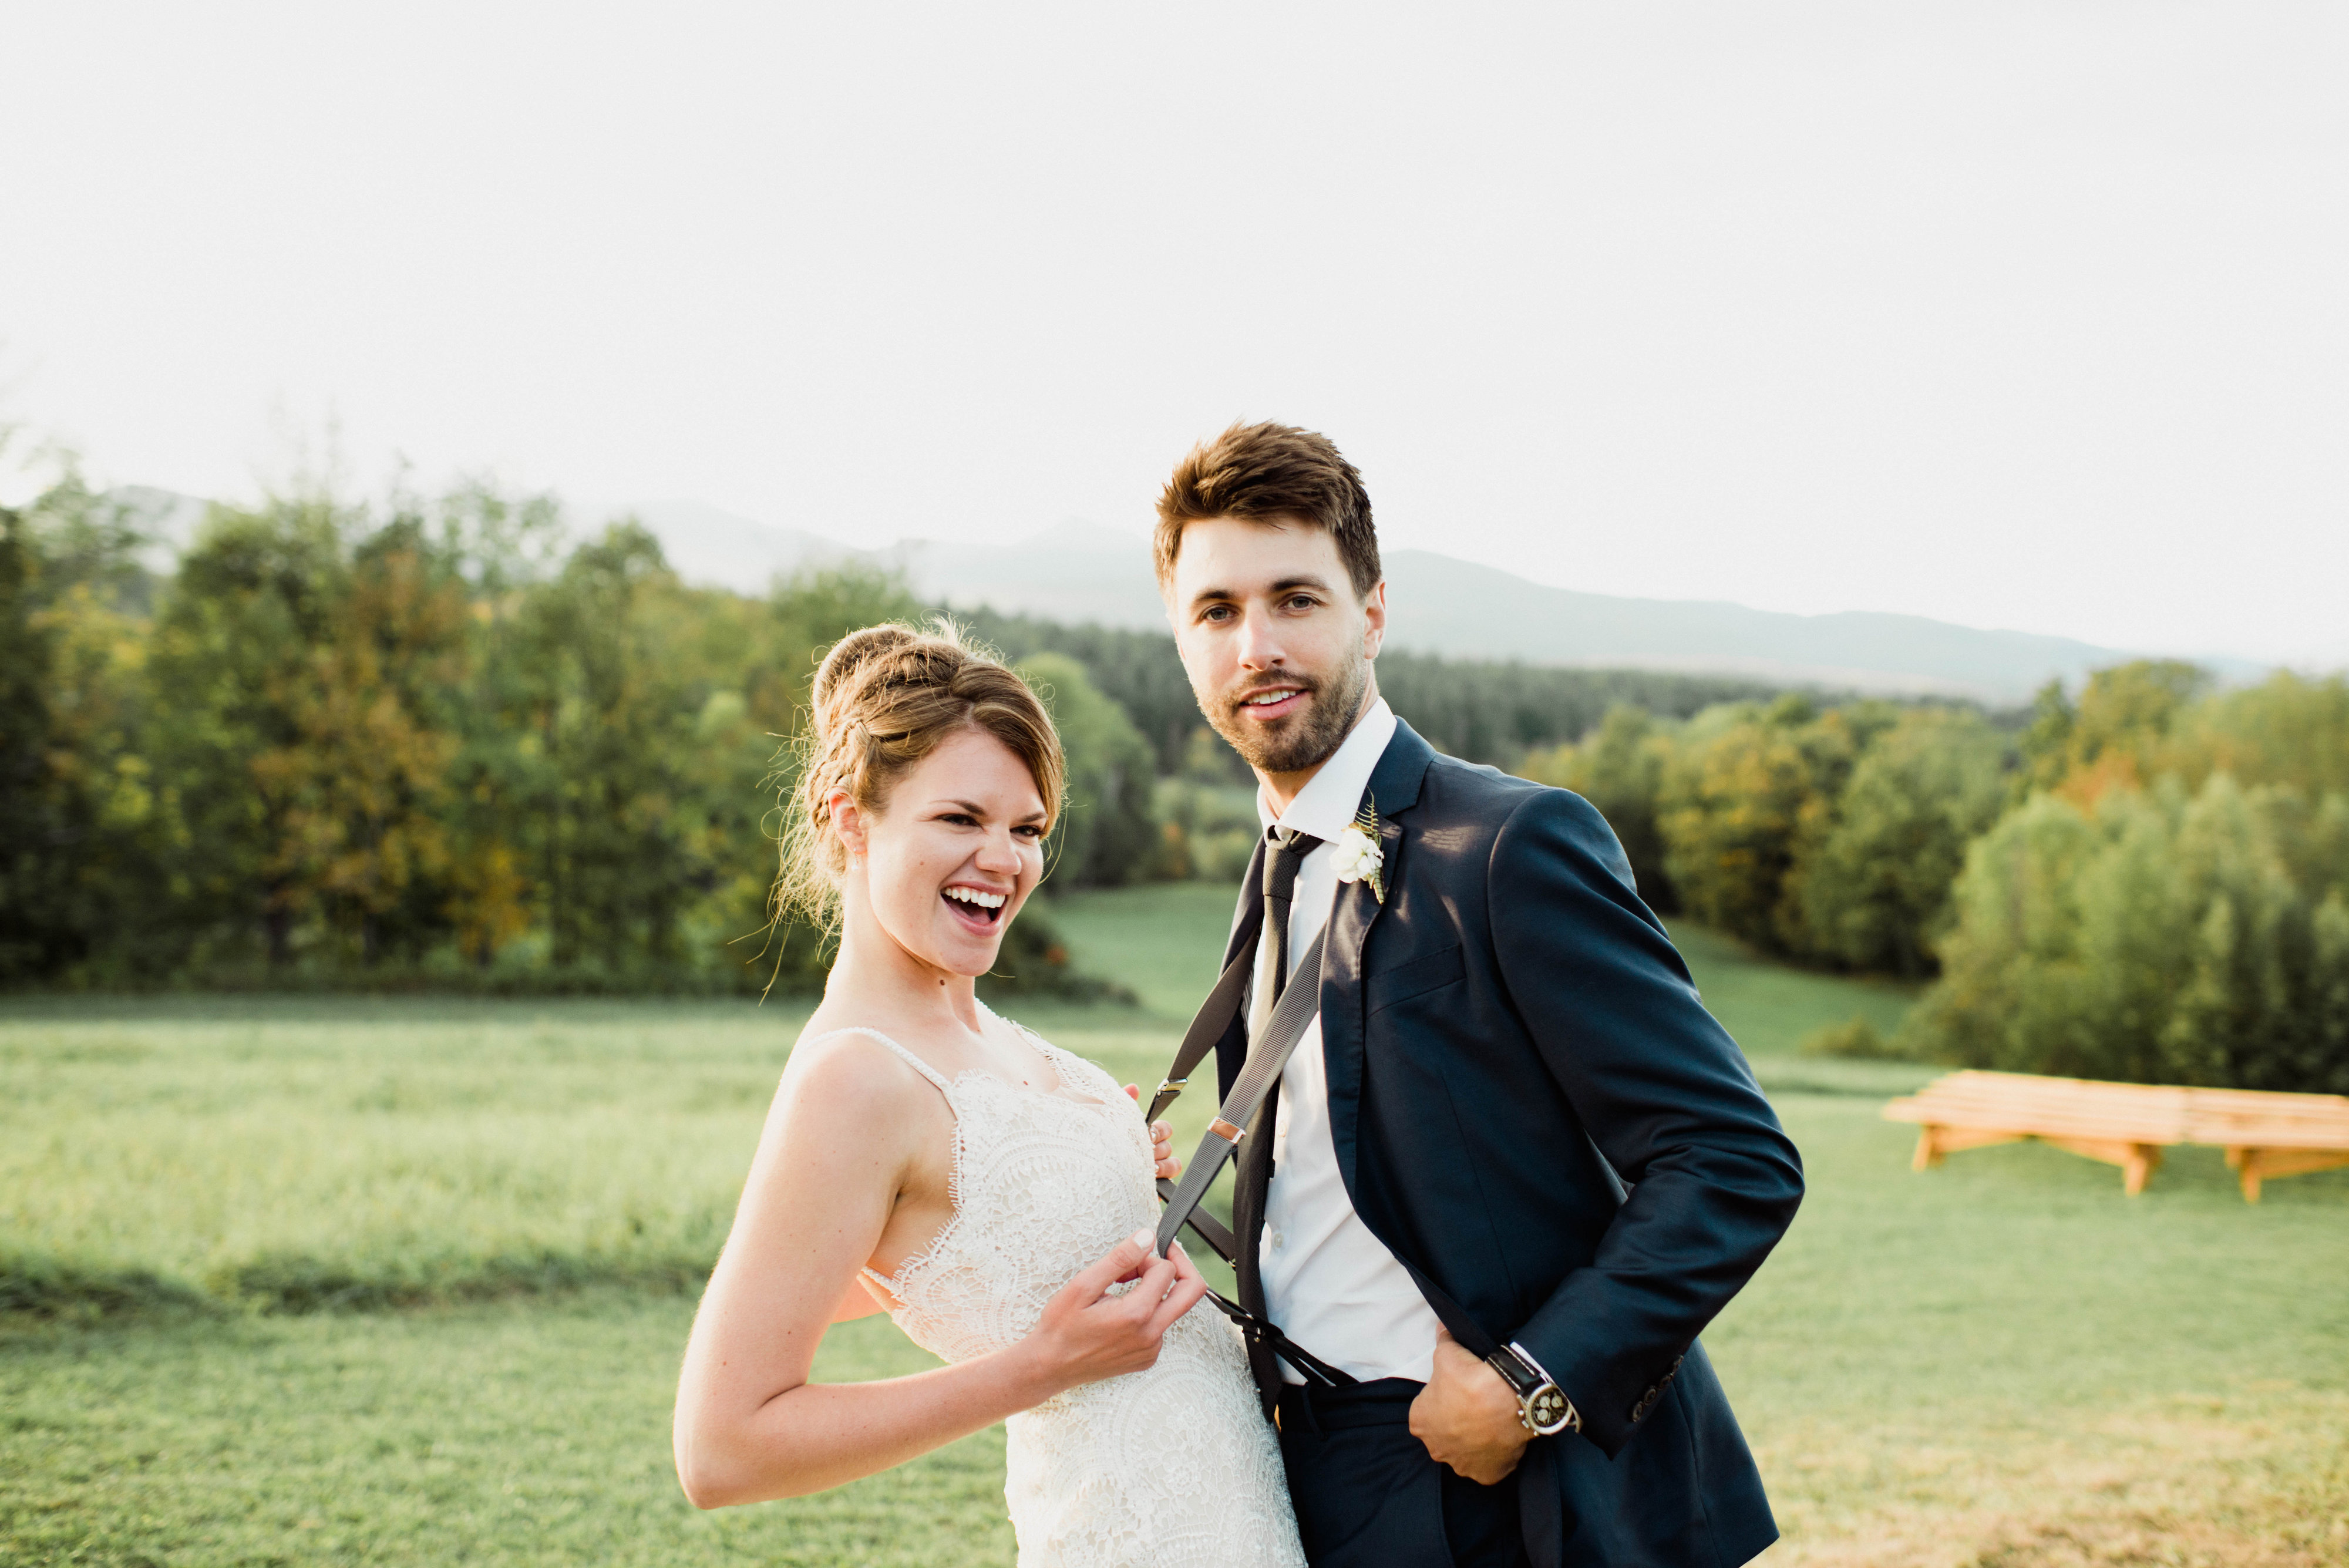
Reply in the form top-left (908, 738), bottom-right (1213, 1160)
top-left (1152, 423), bottom-right (1803, 1568)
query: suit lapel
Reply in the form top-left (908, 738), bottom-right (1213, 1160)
top-left (1318, 721), bottom-right (1436, 1201)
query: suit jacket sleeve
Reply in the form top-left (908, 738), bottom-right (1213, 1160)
top-left (1488, 788), bottom-right (1803, 1456)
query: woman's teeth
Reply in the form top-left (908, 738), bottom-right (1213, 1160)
top-left (943, 886), bottom-right (1007, 917)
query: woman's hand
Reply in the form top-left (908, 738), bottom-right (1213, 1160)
top-left (1017, 1229), bottom-right (1207, 1396)
top-left (1124, 1084), bottom-right (1183, 1179)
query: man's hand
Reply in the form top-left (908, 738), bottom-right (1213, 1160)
top-left (1408, 1329), bottom-right (1532, 1485)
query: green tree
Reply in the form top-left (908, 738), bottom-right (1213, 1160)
top-left (1656, 696), bottom-right (1894, 953)
top-left (2014, 659), bottom-right (2210, 804)
top-left (1519, 705), bottom-right (1680, 913)
top-left (502, 523), bottom-right (706, 975)
top-left (1017, 652), bottom-right (1159, 889)
top-left (144, 494), bottom-right (353, 968)
top-left (430, 484), bottom-right (568, 968)
top-left (247, 514), bottom-right (470, 964)
top-left (0, 467), bottom-right (165, 981)
top-left (1904, 777), bottom-right (2349, 1092)
top-left (1785, 708), bottom-right (2008, 975)
top-left (2156, 671), bottom-right (2349, 798)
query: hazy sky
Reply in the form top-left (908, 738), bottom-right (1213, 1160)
top-left (5, 4), bottom-right (2344, 663)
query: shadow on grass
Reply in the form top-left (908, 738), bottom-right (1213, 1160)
top-left (3, 1247), bottom-right (718, 1328)
top-left (0, 1250), bottom-right (214, 1326)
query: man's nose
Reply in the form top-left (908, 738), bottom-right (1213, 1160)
top-left (1234, 603), bottom-right (1286, 670)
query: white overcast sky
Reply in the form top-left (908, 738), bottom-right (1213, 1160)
top-left (4, 3), bottom-right (2344, 664)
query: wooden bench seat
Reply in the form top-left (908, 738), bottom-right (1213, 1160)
top-left (1882, 1070), bottom-right (2349, 1200)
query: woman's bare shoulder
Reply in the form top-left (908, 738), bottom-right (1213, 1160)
top-left (774, 1019), bottom-right (941, 1125)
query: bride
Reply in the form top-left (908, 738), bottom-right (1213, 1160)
top-left (674, 623), bottom-right (1305, 1567)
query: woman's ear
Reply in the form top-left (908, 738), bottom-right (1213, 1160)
top-left (829, 791), bottom-right (868, 863)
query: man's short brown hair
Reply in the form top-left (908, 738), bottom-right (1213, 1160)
top-left (1154, 421), bottom-right (1381, 601)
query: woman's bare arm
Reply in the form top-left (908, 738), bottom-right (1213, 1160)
top-left (672, 1037), bottom-right (1206, 1507)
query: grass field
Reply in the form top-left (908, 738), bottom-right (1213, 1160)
top-left (5, 886), bottom-right (2347, 1566)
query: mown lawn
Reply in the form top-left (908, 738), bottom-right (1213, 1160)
top-left (4, 888), bottom-right (2345, 1566)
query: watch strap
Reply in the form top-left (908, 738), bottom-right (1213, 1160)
top-left (1486, 1342), bottom-right (1580, 1436)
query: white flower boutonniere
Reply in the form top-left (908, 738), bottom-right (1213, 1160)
top-left (1331, 796), bottom-right (1386, 904)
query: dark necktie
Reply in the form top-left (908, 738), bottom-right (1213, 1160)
top-left (1234, 826), bottom-right (1321, 1412)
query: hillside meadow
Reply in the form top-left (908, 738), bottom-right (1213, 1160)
top-left (4, 887), bottom-right (2346, 1567)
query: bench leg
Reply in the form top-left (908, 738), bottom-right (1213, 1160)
top-left (2042, 1136), bottom-right (2165, 1193)
top-left (2234, 1148), bottom-right (2262, 1203)
top-left (2227, 1146), bottom-right (2349, 1202)
top-left (1910, 1125), bottom-right (2024, 1170)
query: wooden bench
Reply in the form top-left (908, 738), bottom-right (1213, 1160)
top-left (1883, 1070), bottom-right (2349, 1202)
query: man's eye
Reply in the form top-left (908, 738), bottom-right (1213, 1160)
top-left (1201, 605), bottom-right (1233, 624)
top-left (1285, 594), bottom-right (1318, 611)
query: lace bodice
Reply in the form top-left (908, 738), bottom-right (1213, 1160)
top-left (824, 1011), bottom-right (1304, 1568)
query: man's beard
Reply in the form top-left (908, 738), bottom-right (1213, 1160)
top-left (1203, 646), bottom-right (1372, 778)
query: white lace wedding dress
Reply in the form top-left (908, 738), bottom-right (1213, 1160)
top-left (829, 1010), bottom-right (1306, 1568)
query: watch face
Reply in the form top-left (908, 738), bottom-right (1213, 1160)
top-left (1527, 1386), bottom-right (1570, 1433)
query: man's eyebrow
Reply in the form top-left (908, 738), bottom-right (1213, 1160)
top-left (1185, 574), bottom-right (1335, 614)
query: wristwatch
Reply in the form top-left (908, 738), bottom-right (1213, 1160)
top-left (1484, 1342), bottom-right (1580, 1436)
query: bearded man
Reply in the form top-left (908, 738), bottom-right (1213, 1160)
top-left (1149, 421), bottom-right (1802, 1568)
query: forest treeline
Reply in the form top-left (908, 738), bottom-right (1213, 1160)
top-left (0, 476), bottom-right (1787, 998)
top-left (1526, 662), bottom-right (2349, 1092)
top-left (7, 475), bottom-right (2346, 1090)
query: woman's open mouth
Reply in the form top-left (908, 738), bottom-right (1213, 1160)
top-left (942, 884), bottom-right (1008, 931)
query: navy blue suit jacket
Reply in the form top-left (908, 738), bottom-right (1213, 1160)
top-left (1216, 720), bottom-right (1802, 1568)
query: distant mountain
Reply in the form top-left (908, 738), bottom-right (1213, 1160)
top-left (107, 484), bottom-right (212, 573)
top-left (606, 501), bottom-right (2226, 702)
top-left (587, 498), bottom-right (843, 594)
top-left (112, 488), bottom-right (2262, 704)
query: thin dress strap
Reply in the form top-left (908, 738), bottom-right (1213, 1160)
top-left (803, 1025), bottom-right (954, 1095)
top-left (807, 1026), bottom-right (963, 1302)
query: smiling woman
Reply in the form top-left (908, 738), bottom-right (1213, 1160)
top-left (769, 623), bottom-right (1066, 941)
top-left (671, 622), bottom-right (1307, 1567)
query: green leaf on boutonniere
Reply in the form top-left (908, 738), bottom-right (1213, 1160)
top-left (1332, 794), bottom-right (1386, 903)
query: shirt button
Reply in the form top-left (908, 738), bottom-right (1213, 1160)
top-left (1270, 1231), bottom-right (1285, 1251)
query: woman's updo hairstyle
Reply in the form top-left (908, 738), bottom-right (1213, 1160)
top-left (773, 621), bottom-right (1065, 929)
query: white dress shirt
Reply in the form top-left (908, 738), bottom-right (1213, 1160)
top-left (1251, 697), bottom-right (1445, 1385)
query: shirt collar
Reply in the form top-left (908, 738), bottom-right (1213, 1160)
top-left (1256, 697), bottom-right (1397, 843)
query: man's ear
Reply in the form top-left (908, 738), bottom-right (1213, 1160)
top-left (1361, 579), bottom-right (1388, 659)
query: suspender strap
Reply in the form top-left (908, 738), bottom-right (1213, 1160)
top-left (1153, 1176), bottom-right (1239, 1260)
top-left (1153, 927), bottom-right (1328, 1260)
top-left (1144, 939), bottom-right (1256, 1125)
top-left (1145, 934), bottom-right (1254, 1263)
top-left (1143, 891), bottom-right (1515, 1403)
top-left (1196, 1286), bottom-right (1355, 1387)
top-left (1147, 905), bottom-right (1362, 1390)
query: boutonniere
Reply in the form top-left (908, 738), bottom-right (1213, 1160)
top-left (1331, 795), bottom-right (1387, 904)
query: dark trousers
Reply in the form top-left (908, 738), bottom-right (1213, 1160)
top-left (1276, 1378), bottom-right (1531, 1568)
